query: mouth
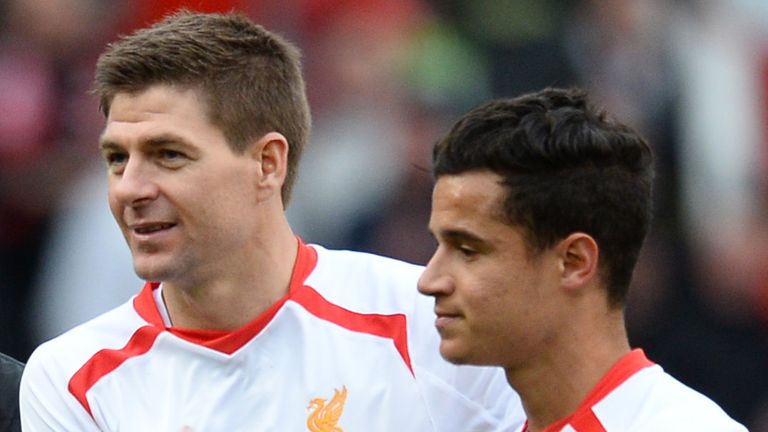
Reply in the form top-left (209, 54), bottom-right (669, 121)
top-left (130, 222), bottom-right (177, 236)
top-left (434, 309), bottom-right (461, 330)
top-left (434, 306), bottom-right (460, 318)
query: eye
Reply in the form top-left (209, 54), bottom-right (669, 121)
top-left (457, 244), bottom-right (478, 258)
top-left (157, 149), bottom-right (187, 167)
top-left (103, 151), bottom-right (128, 173)
top-left (160, 149), bottom-right (183, 160)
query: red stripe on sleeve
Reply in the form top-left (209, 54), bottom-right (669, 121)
top-left (67, 326), bottom-right (163, 417)
top-left (291, 285), bottom-right (413, 375)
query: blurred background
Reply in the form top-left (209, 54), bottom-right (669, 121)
top-left (1, 0), bottom-right (766, 428)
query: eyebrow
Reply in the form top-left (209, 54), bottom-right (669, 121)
top-left (99, 133), bottom-right (189, 152)
top-left (433, 228), bottom-right (486, 245)
top-left (98, 138), bottom-right (120, 152)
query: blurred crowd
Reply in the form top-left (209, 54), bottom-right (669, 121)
top-left (0, 0), bottom-right (766, 429)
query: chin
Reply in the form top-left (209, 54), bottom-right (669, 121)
top-left (439, 342), bottom-right (472, 365)
top-left (440, 341), bottom-right (499, 367)
top-left (132, 259), bottom-right (174, 282)
top-left (133, 266), bottom-right (159, 282)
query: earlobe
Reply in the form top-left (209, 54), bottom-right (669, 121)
top-left (557, 233), bottom-right (599, 293)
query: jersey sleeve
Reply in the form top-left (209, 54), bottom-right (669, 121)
top-left (20, 344), bottom-right (101, 432)
top-left (633, 382), bottom-right (749, 432)
top-left (637, 407), bottom-right (749, 432)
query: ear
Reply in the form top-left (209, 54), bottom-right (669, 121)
top-left (555, 233), bottom-right (599, 293)
top-left (247, 131), bottom-right (289, 202)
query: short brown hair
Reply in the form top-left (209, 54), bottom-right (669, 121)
top-left (94, 10), bottom-right (311, 204)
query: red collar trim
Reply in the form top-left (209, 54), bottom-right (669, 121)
top-left (71, 238), bottom-right (412, 420)
top-left (534, 349), bottom-right (655, 432)
top-left (132, 237), bottom-right (318, 354)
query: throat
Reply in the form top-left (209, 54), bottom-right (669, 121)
top-left (160, 281), bottom-right (287, 330)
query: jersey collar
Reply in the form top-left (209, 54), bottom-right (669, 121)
top-left (529, 349), bottom-right (655, 432)
top-left (132, 236), bottom-right (318, 354)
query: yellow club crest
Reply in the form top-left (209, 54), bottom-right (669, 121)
top-left (307, 386), bottom-right (348, 432)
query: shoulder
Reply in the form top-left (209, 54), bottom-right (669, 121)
top-left (628, 366), bottom-right (747, 431)
top-left (22, 298), bottom-right (145, 391)
top-left (20, 298), bottom-right (146, 430)
top-left (310, 245), bottom-right (423, 282)
top-left (306, 245), bottom-right (424, 313)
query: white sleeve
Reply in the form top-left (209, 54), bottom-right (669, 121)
top-left (637, 408), bottom-right (749, 432)
top-left (621, 367), bottom-right (749, 432)
top-left (20, 345), bottom-right (100, 432)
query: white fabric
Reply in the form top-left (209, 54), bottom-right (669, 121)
top-left (512, 354), bottom-right (746, 432)
top-left (20, 243), bottom-right (524, 431)
top-left (590, 365), bottom-right (747, 431)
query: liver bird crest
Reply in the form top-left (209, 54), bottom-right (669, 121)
top-left (307, 386), bottom-right (348, 432)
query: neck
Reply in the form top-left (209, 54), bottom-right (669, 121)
top-left (162, 215), bottom-right (298, 330)
top-left (509, 309), bottom-right (630, 432)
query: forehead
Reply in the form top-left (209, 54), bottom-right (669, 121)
top-left (430, 171), bottom-right (508, 228)
top-left (100, 85), bottom-right (220, 146)
top-left (109, 85), bottom-right (207, 119)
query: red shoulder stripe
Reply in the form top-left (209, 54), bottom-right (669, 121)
top-left (540, 349), bottom-right (654, 432)
top-left (291, 285), bottom-right (413, 375)
top-left (67, 325), bottom-right (162, 417)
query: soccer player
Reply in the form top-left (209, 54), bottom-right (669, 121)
top-left (19, 11), bottom-right (523, 431)
top-left (418, 88), bottom-right (748, 432)
top-left (0, 352), bottom-right (22, 432)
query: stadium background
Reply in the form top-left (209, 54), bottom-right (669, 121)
top-left (0, 0), bottom-right (766, 429)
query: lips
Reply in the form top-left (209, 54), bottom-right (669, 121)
top-left (434, 308), bottom-right (462, 330)
top-left (434, 308), bottom-right (460, 319)
top-left (131, 222), bottom-right (176, 235)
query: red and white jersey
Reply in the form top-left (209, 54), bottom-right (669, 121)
top-left (516, 350), bottom-right (746, 432)
top-left (21, 240), bottom-right (524, 431)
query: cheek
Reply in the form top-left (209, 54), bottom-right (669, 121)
top-left (463, 273), bottom-right (513, 315)
top-left (107, 194), bottom-right (123, 224)
top-left (467, 269), bottom-right (533, 319)
top-left (196, 180), bottom-right (258, 235)
top-left (210, 165), bottom-right (258, 205)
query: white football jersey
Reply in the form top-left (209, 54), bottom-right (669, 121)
top-left (21, 240), bottom-right (524, 431)
top-left (515, 350), bottom-right (746, 432)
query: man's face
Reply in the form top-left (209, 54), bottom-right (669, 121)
top-left (418, 171), bottom-right (562, 368)
top-left (100, 85), bottom-right (262, 286)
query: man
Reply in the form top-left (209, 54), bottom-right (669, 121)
top-left (417, 88), bottom-right (747, 432)
top-left (0, 353), bottom-right (22, 432)
top-left (19, 11), bottom-right (522, 431)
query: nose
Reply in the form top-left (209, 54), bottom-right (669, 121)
top-left (417, 251), bottom-right (453, 297)
top-left (109, 157), bottom-right (160, 207)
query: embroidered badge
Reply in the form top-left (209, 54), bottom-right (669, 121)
top-left (307, 386), bottom-right (348, 432)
